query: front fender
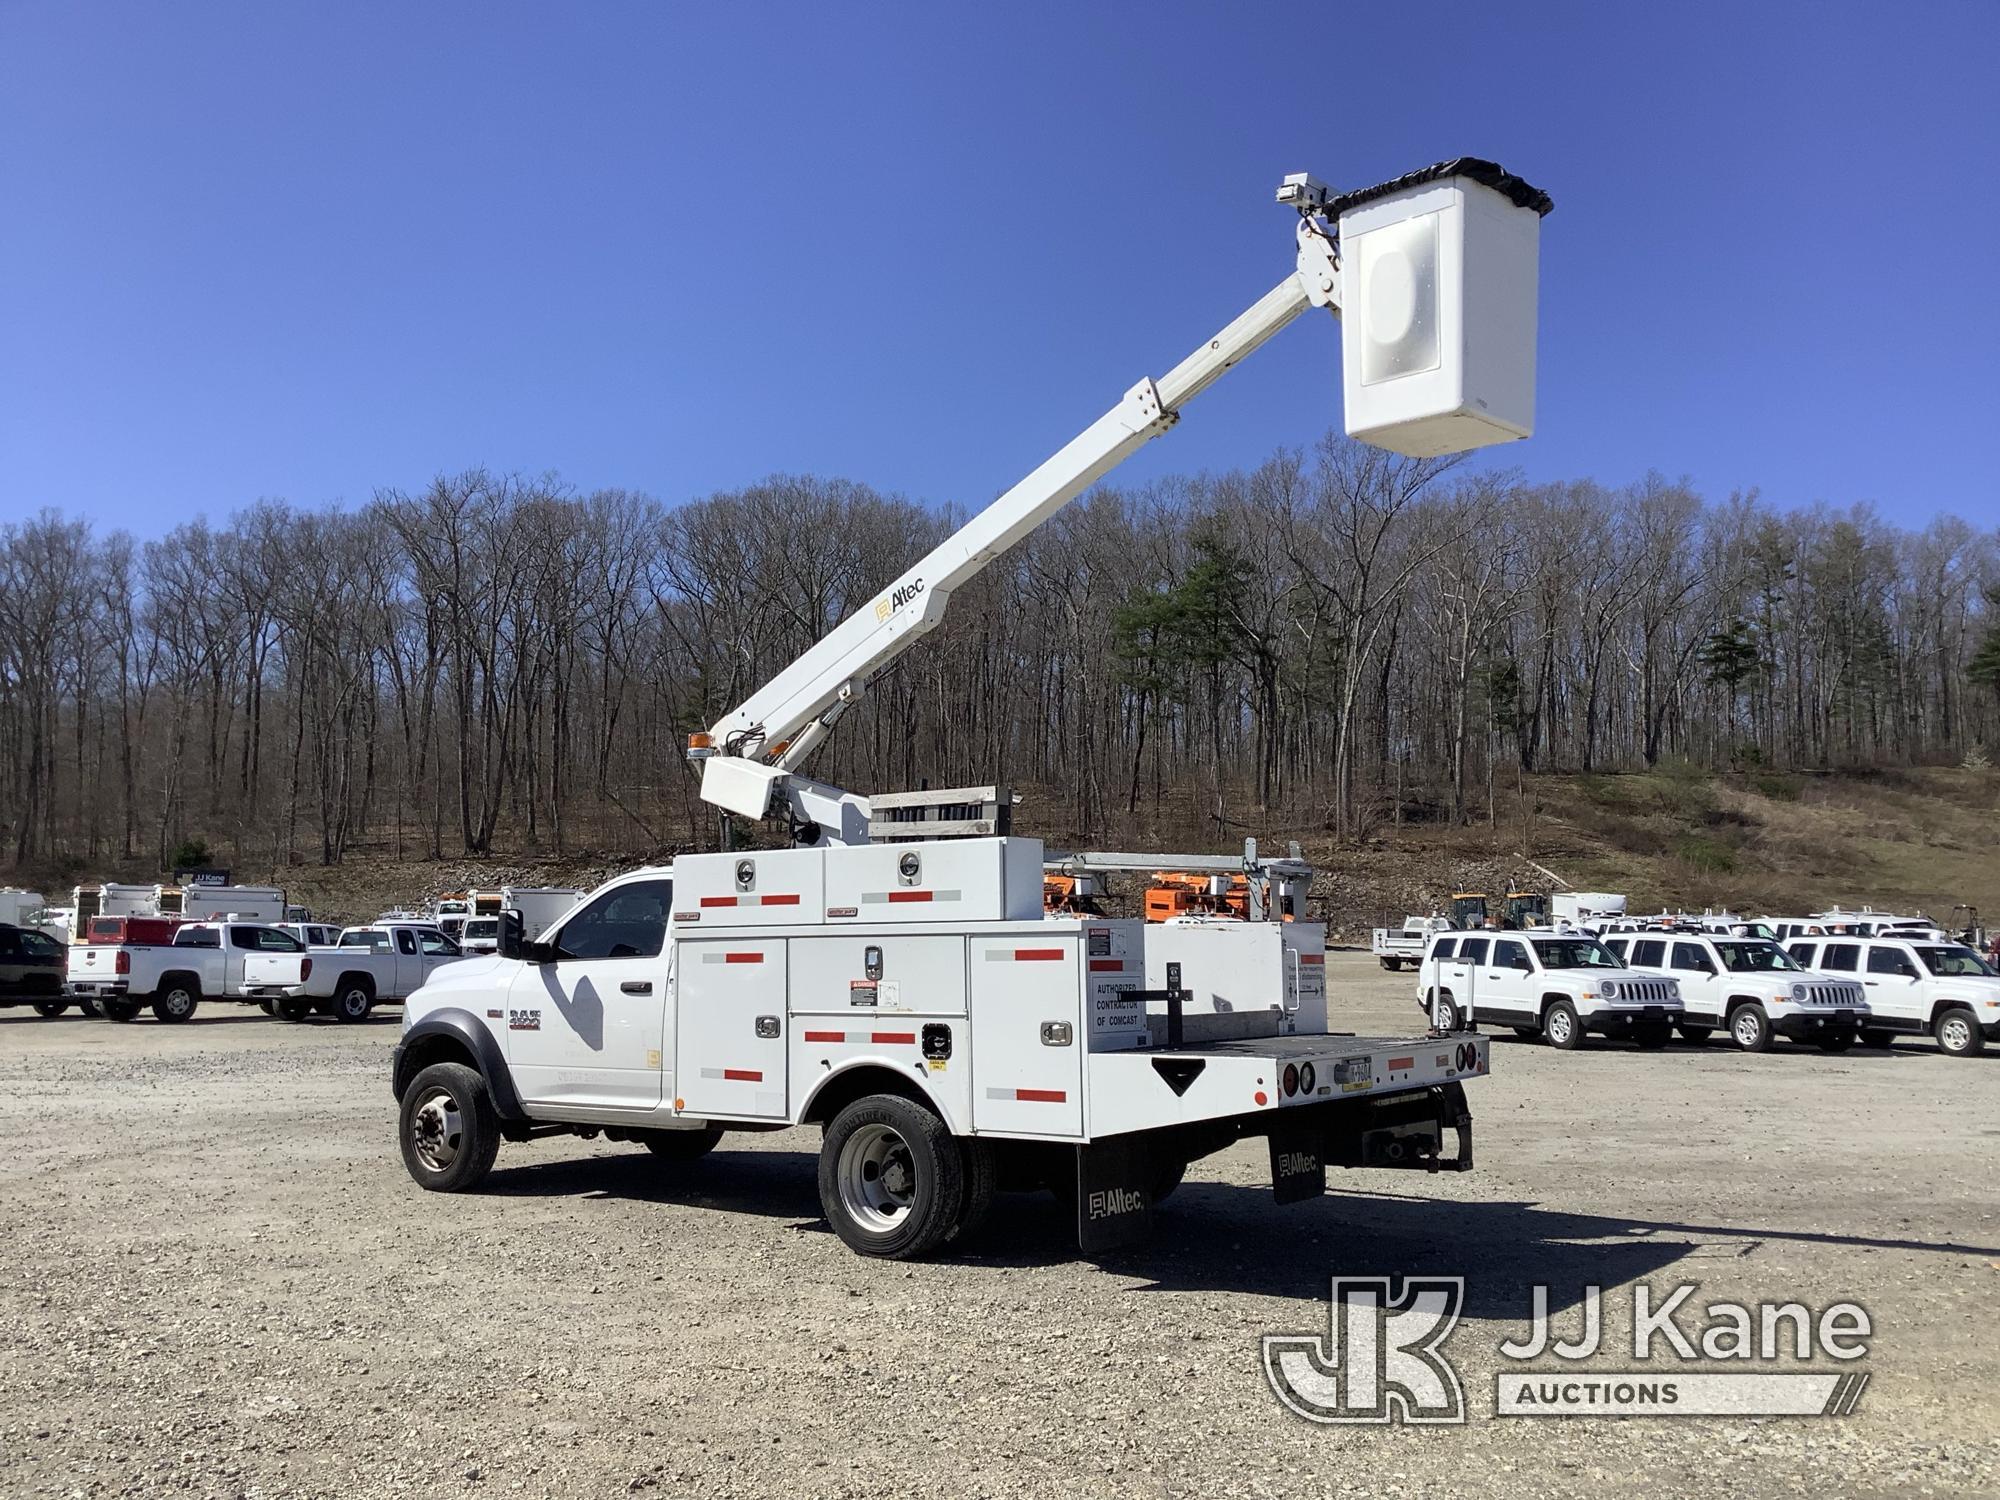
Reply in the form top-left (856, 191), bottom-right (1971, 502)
top-left (392, 1007), bottom-right (526, 1120)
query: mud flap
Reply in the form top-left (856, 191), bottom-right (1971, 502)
top-left (1268, 1126), bottom-right (1328, 1204)
top-left (1074, 1136), bottom-right (1154, 1253)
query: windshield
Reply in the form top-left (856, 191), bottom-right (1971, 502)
top-left (1915, 945), bottom-right (1996, 977)
top-left (465, 919), bottom-right (498, 938)
top-left (1532, 939), bottom-right (1619, 970)
top-left (1715, 940), bottom-right (1802, 973)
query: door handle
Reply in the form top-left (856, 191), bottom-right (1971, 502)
top-left (622, 981), bottom-right (653, 995)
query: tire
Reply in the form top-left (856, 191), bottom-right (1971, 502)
top-left (1933, 1006), bottom-right (1985, 1058)
top-left (101, 998), bottom-right (141, 1023)
top-left (642, 1127), bottom-right (723, 1162)
top-left (950, 1138), bottom-right (1000, 1243)
top-left (331, 977), bottom-right (375, 1023)
top-left (1432, 994), bottom-right (1463, 1032)
top-left (818, 1094), bottom-right (964, 1260)
top-left (1633, 1023), bottom-right (1672, 1050)
top-left (32, 1000), bottom-right (67, 1019)
top-left (1814, 1029), bottom-right (1857, 1053)
top-left (257, 998), bottom-right (275, 1015)
top-left (151, 980), bottom-right (200, 1024)
top-left (275, 997), bottom-right (313, 1023)
top-left (1542, 1000), bottom-right (1582, 1050)
top-left (1858, 1029), bottom-right (1895, 1050)
top-left (1150, 1157), bottom-right (1187, 1205)
top-left (399, 1061), bottom-right (501, 1192)
top-left (1729, 1004), bottom-right (1773, 1053)
top-left (1677, 1024), bottom-right (1713, 1044)
top-left (1510, 1026), bottom-right (1539, 1040)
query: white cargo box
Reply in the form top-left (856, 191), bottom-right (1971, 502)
top-left (822, 836), bottom-right (1044, 924)
top-left (1336, 159), bottom-right (1550, 458)
top-left (672, 846), bottom-right (827, 927)
top-left (1144, 919), bottom-right (1329, 1039)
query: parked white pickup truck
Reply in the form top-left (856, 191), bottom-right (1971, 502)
top-left (1417, 929), bottom-right (1684, 1049)
top-left (67, 921), bottom-right (308, 1023)
top-left (1605, 931), bottom-right (1867, 1051)
top-left (244, 921), bottom-right (467, 1023)
top-left (1783, 934), bottom-right (2000, 1057)
top-left (1371, 914), bottom-right (1448, 971)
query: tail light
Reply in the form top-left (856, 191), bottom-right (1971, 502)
top-left (301, 957), bottom-right (313, 981)
top-left (115, 950), bottom-right (130, 975)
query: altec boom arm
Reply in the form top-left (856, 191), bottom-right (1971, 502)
top-left (695, 178), bottom-right (1344, 845)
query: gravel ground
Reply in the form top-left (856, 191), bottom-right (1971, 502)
top-left (2, 957), bottom-right (1995, 1499)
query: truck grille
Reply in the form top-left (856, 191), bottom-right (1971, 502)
top-left (1803, 982), bottom-right (1863, 1008)
top-left (1622, 980), bottom-right (1675, 1004)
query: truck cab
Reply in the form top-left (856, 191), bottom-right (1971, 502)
top-left (1784, 935), bottom-right (2000, 1057)
top-left (1604, 931), bottom-right (1866, 1052)
top-left (1418, 929), bottom-right (1683, 1050)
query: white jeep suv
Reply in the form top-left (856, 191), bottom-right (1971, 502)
top-left (1417, 930), bottom-right (1683, 1050)
top-left (1784, 935), bottom-right (2000, 1057)
top-left (1606, 931), bottom-right (1866, 1052)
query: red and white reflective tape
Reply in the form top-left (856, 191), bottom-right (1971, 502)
top-left (984, 1086), bottom-right (1067, 1103)
top-left (801, 1030), bottom-right (915, 1045)
top-left (859, 889), bottom-right (962, 906)
top-left (803, 1029), bottom-right (845, 1043)
top-left (699, 1067), bottom-right (764, 1082)
top-left (984, 947), bottom-right (1067, 963)
top-left (699, 950), bottom-right (766, 965)
top-left (697, 894), bottom-right (802, 908)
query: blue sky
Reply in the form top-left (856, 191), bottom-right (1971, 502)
top-left (3, 2), bottom-right (1996, 535)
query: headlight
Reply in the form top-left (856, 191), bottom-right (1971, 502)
top-left (1599, 981), bottom-right (1619, 1000)
top-left (1790, 983), bottom-right (1807, 1002)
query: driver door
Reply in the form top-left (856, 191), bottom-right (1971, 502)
top-left (507, 878), bottom-right (673, 1110)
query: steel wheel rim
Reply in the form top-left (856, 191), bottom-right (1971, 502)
top-left (340, 988), bottom-right (368, 1018)
top-left (1941, 1016), bottom-right (1970, 1051)
top-left (411, 1087), bottom-right (463, 1172)
top-left (165, 988), bottom-right (194, 1018)
top-left (838, 1122), bottom-right (916, 1233)
top-left (1547, 1010), bottom-right (1571, 1044)
top-left (1734, 1012), bottom-right (1760, 1047)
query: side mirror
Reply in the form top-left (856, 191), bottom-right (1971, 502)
top-left (497, 911), bottom-right (526, 960)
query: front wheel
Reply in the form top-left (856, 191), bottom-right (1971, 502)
top-left (1814, 1029), bottom-right (1857, 1053)
top-left (399, 1062), bottom-right (501, 1191)
top-left (32, 1000), bottom-right (67, 1019)
top-left (1729, 1005), bottom-right (1773, 1053)
top-left (1632, 1023), bottom-right (1673, 1050)
top-left (1677, 1024), bottom-right (1713, 1044)
top-left (1858, 1029), bottom-right (1895, 1050)
top-left (818, 1094), bottom-right (964, 1260)
top-left (1542, 1001), bottom-right (1582, 1050)
top-left (1934, 1006), bottom-right (1985, 1057)
top-left (152, 983), bottom-right (200, 1024)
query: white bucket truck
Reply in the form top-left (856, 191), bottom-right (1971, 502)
top-left (391, 158), bottom-right (1549, 1256)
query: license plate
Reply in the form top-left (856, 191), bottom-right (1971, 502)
top-left (1334, 1056), bottom-right (1372, 1093)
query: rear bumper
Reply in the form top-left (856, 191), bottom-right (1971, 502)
top-left (240, 985), bottom-right (308, 1000)
top-left (68, 980), bottom-right (129, 996)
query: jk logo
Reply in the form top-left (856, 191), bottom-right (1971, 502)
top-left (1263, 1277), bottom-right (1467, 1425)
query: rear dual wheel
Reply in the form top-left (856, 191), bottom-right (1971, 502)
top-left (819, 1094), bottom-right (964, 1260)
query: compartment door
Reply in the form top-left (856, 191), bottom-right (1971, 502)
top-left (676, 939), bottom-right (789, 1119)
top-left (969, 937), bottom-right (1083, 1138)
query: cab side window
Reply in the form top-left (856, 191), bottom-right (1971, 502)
top-left (1457, 937), bottom-right (1489, 965)
top-left (1820, 943), bottom-right (1860, 972)
top-left (554, 880), bottom-right (673, 961)
top-left (1671, 942), bottom-right (1713, 973)
top-left (1788, 942), bottom-right (1816, 967)
top-left (1866, 946), bottom-right (1916, 977)
top-left (418, 929), bottom-right (461, 957)
top-left (176, 927), bottom-right (220, 949)
top-left (1431, 937), bottom-right (1456, 960)
top-left (1632, 939), bottom-right (1666, 967)
top-left (1492, 939), bottom-right (1530, 970)
top-left (395, 929), bottom-right (419, 956)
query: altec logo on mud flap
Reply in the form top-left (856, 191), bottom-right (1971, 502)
top-left (1263, 1278), bottom-right (1872, 1425)
top-left (1277, 1150), bottom-right (1320, 1177)
top-left (1088, 1187), bottom-right (1145, 1220)
top-left (875, 578), bottom-right (925, 621)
